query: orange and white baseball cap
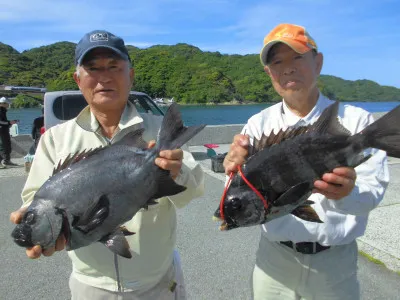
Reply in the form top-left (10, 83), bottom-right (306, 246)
top-left (260, 23), bottom-right (318, 66)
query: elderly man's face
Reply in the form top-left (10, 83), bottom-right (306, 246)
top-left (73, 48), bottom-right (134, 111)
top-left (265, 43), bottom-right (323, 101)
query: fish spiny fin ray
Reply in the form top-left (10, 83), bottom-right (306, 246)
top-left (251, 126), bottom-right (311, 154)
top-left (53, 147), bottom-right (105, 175)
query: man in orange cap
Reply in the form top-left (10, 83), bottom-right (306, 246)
top-left (223, 23), bottom-right (388, 299)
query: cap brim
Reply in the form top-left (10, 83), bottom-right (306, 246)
top-left (77, 45), bottom-right (129, 65)
top-left (260, 38), bottom-right (312, 66)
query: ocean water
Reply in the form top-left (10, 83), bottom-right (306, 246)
top-left (7, 101), bottom-right (400, 135)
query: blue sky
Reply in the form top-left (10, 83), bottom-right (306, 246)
top-left (0, 0), bottom-right (399, 88)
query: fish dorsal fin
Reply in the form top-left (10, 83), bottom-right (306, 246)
top-left (53, 147), bottom-right (105, 175)
top-left (249, 126), bottom-right (311, 155)
top-left (309, 101), bottom-right (351, 136)
top-left (113, 128), bottom-right (147, 149)
top-left (249, 101), bottom-right (350, 155)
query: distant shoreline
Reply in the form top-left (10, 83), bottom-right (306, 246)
top-left (155, 99), bottom-right (400, 107)
top-left (10, 99), bottom-right (400, 109)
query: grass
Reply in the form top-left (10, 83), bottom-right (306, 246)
top-left (359, 250), bottom-right (400, 277)
top-left (359, 250), bottom-right (386, 266)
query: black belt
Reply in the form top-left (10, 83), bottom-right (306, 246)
top-left (280, 241), bottom-right (330, 254)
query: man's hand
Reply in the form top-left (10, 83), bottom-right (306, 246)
top-left (148, 140), bottom-right (183, 180)
top-left (223, 134), bottom-right (250, 174)
top-left (313, 167), bottom-right (357, 200)
top-left (10, 207), bottom-right (66, 259)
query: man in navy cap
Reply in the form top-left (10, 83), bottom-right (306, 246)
top-left (10, 30), bottom-right (204, 299)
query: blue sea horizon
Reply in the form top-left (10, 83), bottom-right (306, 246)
top-left (8, 101), bottom-right (400, 135)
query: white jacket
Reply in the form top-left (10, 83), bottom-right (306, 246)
top-left (242, 94), bottom-right (389, 246)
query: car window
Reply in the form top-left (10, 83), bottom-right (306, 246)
top-left (53, 94), bottom-right (87, 120)
top-left (51, 93), bottom-right (164, 121)
top-left (129, 94), bottom-right (164, 116)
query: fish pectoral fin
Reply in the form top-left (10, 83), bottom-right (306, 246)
top-left (273, 182), bottom-right (313, 207)
top-left (100, 229), bottom-right (132, 259)
top-left (349, 154), bottom-right (372, 168)
top-left (291, 205), bottom-right (323, 223)
top-left (152, 171), bottom-right (187, 199)
top-left (73, 195), bottom-right (109, 234)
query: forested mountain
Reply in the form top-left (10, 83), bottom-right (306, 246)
top-left (1, 41), bottom-right (399, 104)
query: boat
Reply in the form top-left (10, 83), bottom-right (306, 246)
top-left (153, 97), bottom-right (175, 106)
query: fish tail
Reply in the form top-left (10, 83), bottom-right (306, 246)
top-left (156, 103), bottom-right (206, 151)
top-left (357, 105), bottom-right (400, 157)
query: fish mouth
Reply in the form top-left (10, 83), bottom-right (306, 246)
top-left (60, 211), bottom-right (71, 245)
top-left (11, 224), bottom-right (34, 248)
top-left (212, 216), bottom-right (238, 231)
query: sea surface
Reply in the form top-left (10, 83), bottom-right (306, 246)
top-left (7, 101), bottom-right (400, 135)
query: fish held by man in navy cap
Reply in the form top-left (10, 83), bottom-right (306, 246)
top-left (11, 102), bottom-right (205, 258)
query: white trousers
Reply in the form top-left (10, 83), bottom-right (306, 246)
top-left (70, 250), bottom-right (186, 300)
top-left (252, 237), bottom-right (359, 300)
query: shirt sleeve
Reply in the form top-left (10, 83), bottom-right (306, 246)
top-left (322, 112), bottom-right (389, 215)
top-left (166, 145), bottom-right (205, 208)
top-left (21, 130), bottom-right (57, 207)
top-left (0, 120), bottom-right (10, 127)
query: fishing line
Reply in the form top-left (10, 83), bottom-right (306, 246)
top-left (114, 253), bottom-right (122, 292)
top-left (219, 167), bottom-right (268, 222)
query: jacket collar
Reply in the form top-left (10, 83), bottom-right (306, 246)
top-left (281, 92), bottom-right (334, 127)
top-left (75, 101), bottom-right (144, 134)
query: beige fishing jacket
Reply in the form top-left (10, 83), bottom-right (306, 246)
top-left (21, 102), bottom-right (204, 292)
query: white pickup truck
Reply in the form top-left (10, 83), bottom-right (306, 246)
top-left (23, 90), bottom-right (164, 172)
top-left (43, 90), bottom-right (164, 130)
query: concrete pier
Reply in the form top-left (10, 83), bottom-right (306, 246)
top-left (1, 111), bottom-right (399, 299)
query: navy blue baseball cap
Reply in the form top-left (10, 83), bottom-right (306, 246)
top-left (75, 30), bottom-right (130, 65)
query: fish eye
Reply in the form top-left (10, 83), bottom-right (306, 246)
top-left (230, 198), bottom-right (242, 210)
top-left (25, 212), bottom-right (35, 224)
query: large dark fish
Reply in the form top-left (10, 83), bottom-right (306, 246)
top-left (11, 103), bottom-right (205, 258)
top-left (214, 101), bottom-right (400, 230)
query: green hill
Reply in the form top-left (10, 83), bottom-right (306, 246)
top-left (1, 41), bottom-right (399, 105)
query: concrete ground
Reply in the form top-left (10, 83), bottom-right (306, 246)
top-left (1, 156), bottom-right (399, 300)
top-left (189, 144), bottom-right (400, 274)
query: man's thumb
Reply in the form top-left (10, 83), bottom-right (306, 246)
top-left (10, 207), bottom-right (27, 224)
